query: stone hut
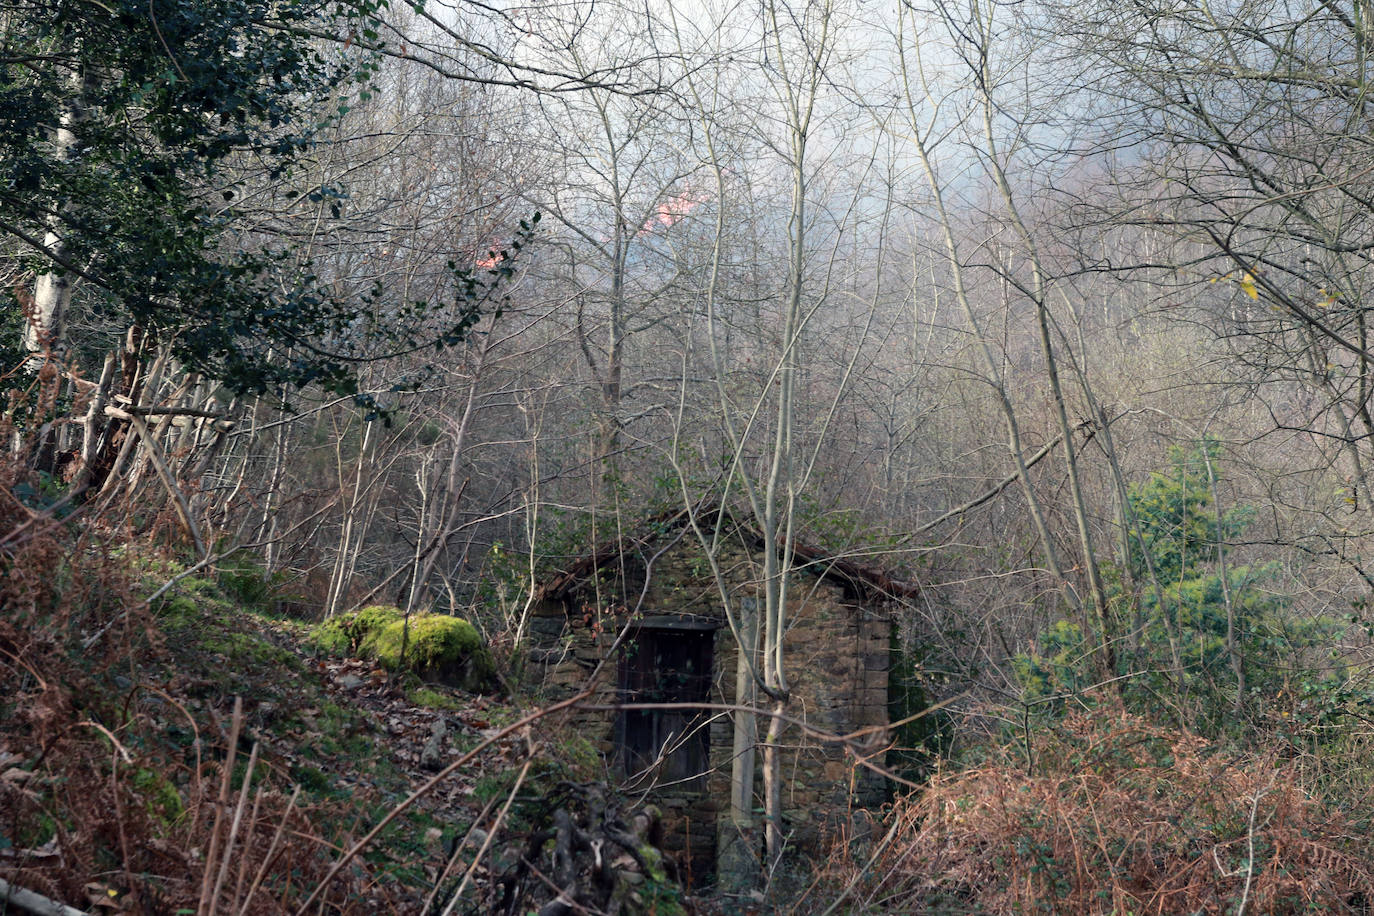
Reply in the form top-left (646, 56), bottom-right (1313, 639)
top-left (524, 505), bottom-right (917, 885)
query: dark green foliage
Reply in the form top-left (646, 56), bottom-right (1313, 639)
top-left (1017, 443), bottom-right (1347, 733)
top-left (11, 470), bottom-right (74, 517)
top-left (215, 551), bottom-right (276, 609)
top-left (887, 630), bottom-right (951, 784)
top-left (794, 492), bottom-right (904, 557)
top-left (0, 298), bottom-right (27, 366)
top-left (1014, 618), bottom-right (1096, 701)
top-left (1125, 441), bottom-right (1250, 583)
top-left (1, 0), bottom-right (536, 409)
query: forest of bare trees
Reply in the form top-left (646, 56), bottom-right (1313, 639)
top-left (8, 0), bottom-right (1374, 909)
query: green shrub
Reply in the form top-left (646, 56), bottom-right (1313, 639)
top-left (215, 552), bottom-right (275, 609)
top-left (153, 593), bottom-right (199, 628)
top-left (130, 767), bottom-right (184, 825)
top-left (1016, 442), bottom-right (1348, 733)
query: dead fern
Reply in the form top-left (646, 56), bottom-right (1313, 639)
top-left (814, 708), bottom-right (1374, 914)
top-left (0, 375), bottom-right (388, 914)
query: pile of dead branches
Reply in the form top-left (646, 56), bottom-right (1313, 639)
top-left (446, 781), bottom-right (688, 916)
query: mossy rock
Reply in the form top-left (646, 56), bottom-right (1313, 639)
top-left (310, 607), bottom-right (496, 693)
top-left (308, 605), bottom-right (404, 656)
top-left (370, 614), bottom-right (496, 693)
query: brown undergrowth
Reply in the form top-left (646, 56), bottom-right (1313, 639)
top-left (814, 708), bottom-right (1374, 915)
top-left (0, 405), bottom-right (400, 913)
top-left (0, 365), bottom-right (635, 915)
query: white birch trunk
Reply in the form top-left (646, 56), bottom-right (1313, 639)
top-left (24, 81), bottom-right (88, 369)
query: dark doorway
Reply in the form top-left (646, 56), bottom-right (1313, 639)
top-left (618, 626), bottom-right (714, 791)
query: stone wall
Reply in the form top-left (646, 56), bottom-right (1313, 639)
top-left (524, 533), bottom-right (891, 886)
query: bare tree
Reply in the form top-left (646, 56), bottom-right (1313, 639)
top-left (1050, 0), bottom-right (1374, 576)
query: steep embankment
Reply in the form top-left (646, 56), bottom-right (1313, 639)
top-left (0, 551), bottom-right (553, 914)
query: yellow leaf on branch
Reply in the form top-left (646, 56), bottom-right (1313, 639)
top-left (1238, 272), bottom-right (1259, 300)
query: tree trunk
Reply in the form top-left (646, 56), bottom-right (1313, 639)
top-left (22, 89), bottom-right (86, 371)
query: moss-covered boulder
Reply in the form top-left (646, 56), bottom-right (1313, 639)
top-left (371, 614), bottom-right (496, 693)
top-left (308, 605), bottom-right (404, 656)
top-left (310, 607), bottom-right (497, 693)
